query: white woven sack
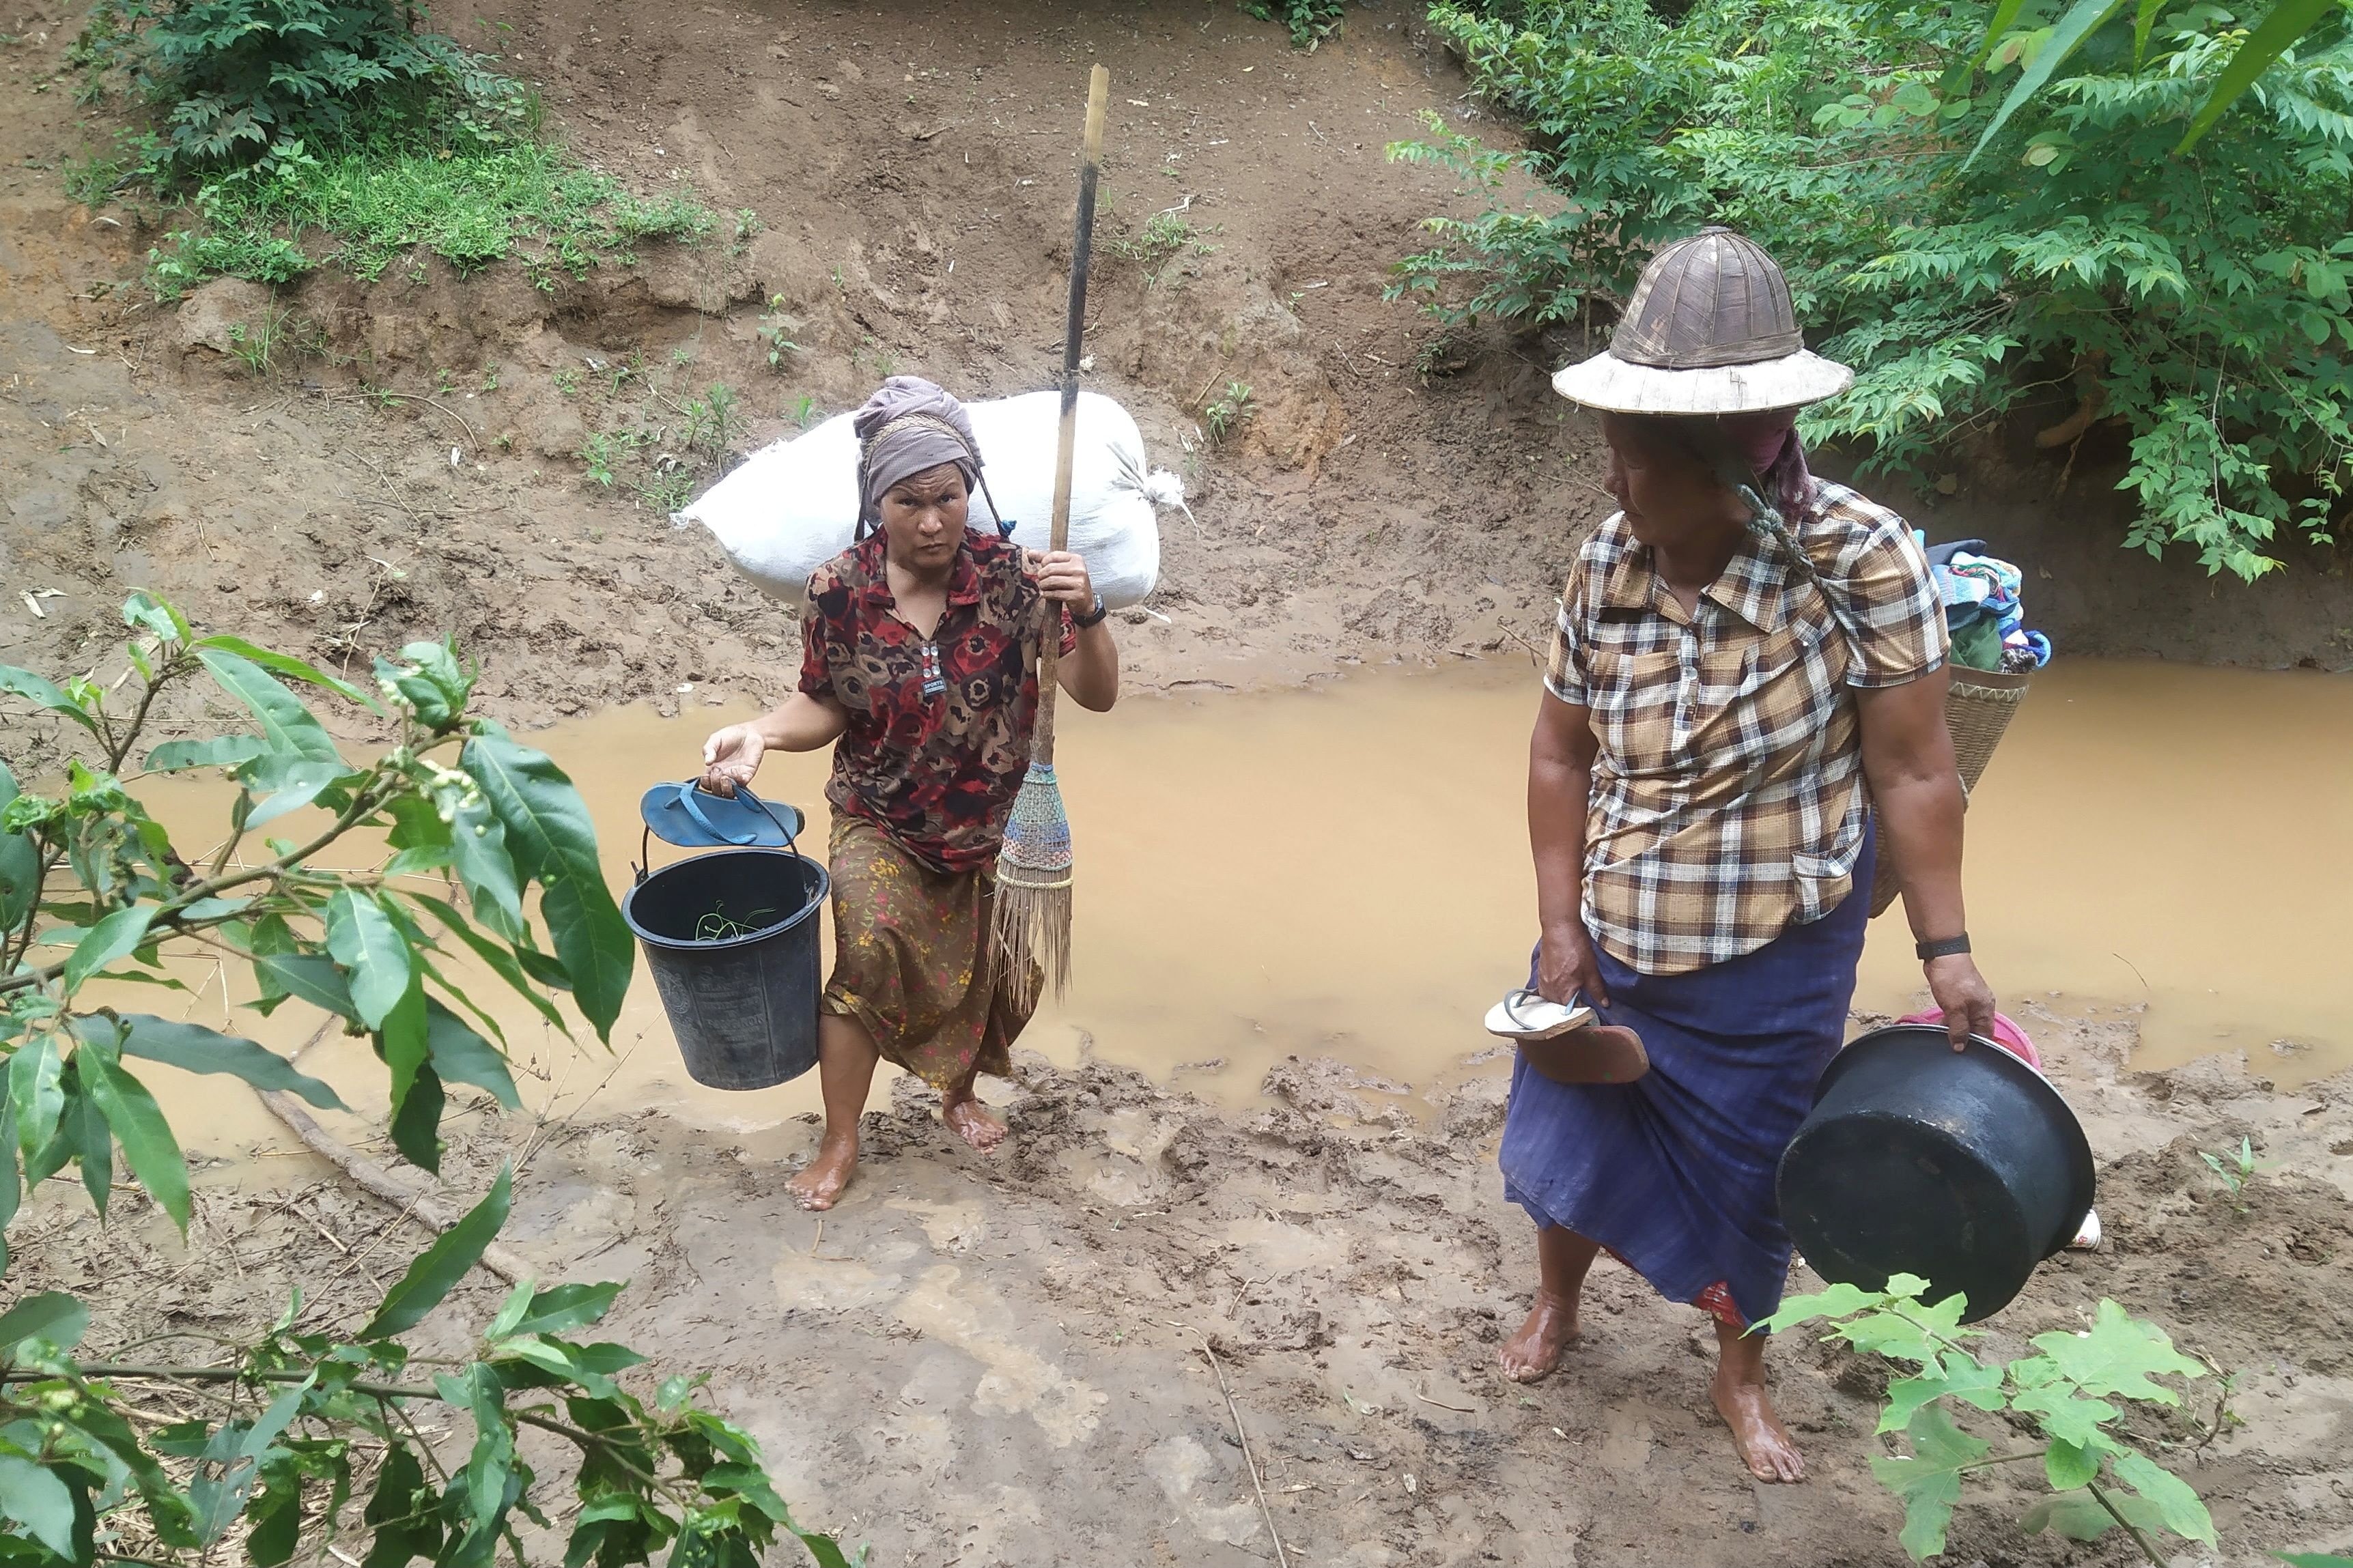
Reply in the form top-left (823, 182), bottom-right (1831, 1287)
top-left (677, 389), bottom-right (1180, 609)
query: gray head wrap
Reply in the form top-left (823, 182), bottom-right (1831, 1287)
top-left (853, 375), bottom-right (991, 533)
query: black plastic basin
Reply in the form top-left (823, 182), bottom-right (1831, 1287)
top-left (1776, 1024), bottom-right (2096, 1323)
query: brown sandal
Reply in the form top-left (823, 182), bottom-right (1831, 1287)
top-left (1518, 1023), bottom-right (1650, 1085)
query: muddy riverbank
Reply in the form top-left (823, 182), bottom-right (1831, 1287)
top-left (12, 1021), bottom-right (2353, 1567)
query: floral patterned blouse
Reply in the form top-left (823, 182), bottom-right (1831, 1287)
top-left (799, 530), bottom-right (1075, 873)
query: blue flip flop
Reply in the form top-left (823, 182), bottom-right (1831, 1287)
top-left (638, 780), bottom-right (805, 850)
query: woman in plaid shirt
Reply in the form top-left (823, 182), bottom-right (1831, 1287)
top-left (1495, 231), bottom-right (1999, 1483)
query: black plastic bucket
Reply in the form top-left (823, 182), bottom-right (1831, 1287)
top-left (1776, 1024), bottom-right (2096, 1323)
top-left (621, 847), bottom-right (830, 1090)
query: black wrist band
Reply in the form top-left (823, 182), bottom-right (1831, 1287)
top-left (1916, 934), bottom-right (1971, 961)
top-left (1071, 594), bottom-right (1108, 629)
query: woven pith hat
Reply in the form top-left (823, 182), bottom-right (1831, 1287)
top-left (1551, 228), bottom-right (1853, 414)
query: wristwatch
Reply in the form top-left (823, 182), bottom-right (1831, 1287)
top-left (1916, 933), bottom-right (1972, 961)
top-left (1071, 593), bottom-right (1109, 629)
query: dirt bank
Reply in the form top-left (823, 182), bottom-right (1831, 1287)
top-left (16, 1004), bottom-right (2353, 1567)
top-left (8, 0), bottom-right (2350, 786)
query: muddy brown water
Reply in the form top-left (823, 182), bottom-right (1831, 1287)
top-left (103, 657), bottom-right (2350, 1158)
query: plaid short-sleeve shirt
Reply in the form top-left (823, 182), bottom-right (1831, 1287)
top-left (1543, 479), bottom-right (1948, 976)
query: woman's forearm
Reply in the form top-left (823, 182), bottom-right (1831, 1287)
top-left (1875, 771), bottom-right (1967, 942)
top-left (1057, 621), bottom-right (1119, 713)
top-left (1531, 755), bottom-right (1592, 937)
top-left (753, 692), bottom-right (849, 753)
top-left (1855, 675), bottom-right (1967, 942)
top-left (1530, 696), bottom-right (1596, 937)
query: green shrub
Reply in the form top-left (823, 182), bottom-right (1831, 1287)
top-left (1242, 0), bottom-right (1348, 48)
top-left (144, 139), bottom-right (714, 293)
top-left (1390, 0), bottom-right (2353, 580)
top-left (76, 0), bottom-right (529, 182)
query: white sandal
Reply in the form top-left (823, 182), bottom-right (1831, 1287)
top-left (1484, 988), bottom-right (1596, 1042)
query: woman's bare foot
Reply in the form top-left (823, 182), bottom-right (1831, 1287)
top-left (1499, 1289), bottom-right (1581, 1382)
top-left (787, 1135), bottom-right (858, 1211)
top-left (941, 1092), bottom-right (1007, 1154)
top-left (1714, 1326), bottom-right (1804, 1481)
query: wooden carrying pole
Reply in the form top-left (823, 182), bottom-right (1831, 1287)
top-left (1034, 63), bottom-right (1108, 759)
top-left (992, 64), bottom-right (1108, 1008)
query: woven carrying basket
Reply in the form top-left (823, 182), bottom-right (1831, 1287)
top-left (1868, 666), bottom-right (2031, 917)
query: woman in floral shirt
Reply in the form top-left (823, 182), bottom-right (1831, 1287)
top-left (699, 378), bottom-right (1118, 1210)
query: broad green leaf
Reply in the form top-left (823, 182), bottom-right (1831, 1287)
top-left (0, 760), bottom-right (38, 932)
top-left (64, 904), bottom-right (158, 992)
top-left (189, 1382), bottom-right (309, 1545)
top-left (490, 1334), bottom-right (615, 1396)
top-left (1837, 1292), bottom-right (1969, 1368)
top-left (432, 1363), bottom-right (513, 1541)
top-left (195, 649), bottom-right (341, 765)
top-left (81, 1042), bottom-right (192, 1231)
top-left (461, 730), bottom-right (630, 1040)
top-left (360, 1444), bottom-right (440, 1568)
top-left (251, 952), bottom-right (357, 1020)
top-left (244, 1473), bottom-right (302, 1567)
top-left (2045, 1435), bottom-right (2102, 1489)
top-left (2012, 1383), bottom-right (2121, 1446)
top-left (379, 976), bottom-right (432, 1135)
top-left (1964, 0), bottom-right (2129, 169)
top-left (1868, 1402), bottom-right (1990, 1561)
top-left (144, 735), bottom-right (268, 773)
top-left (503, 1281), bottom-right (623, 1339)
top-left (0, 1292), bottom-right (89, 1354)
top-left (0, 1452), bottom-right (76, 1554)
top-left (76, 1077), bottom-right (111, 1216)
top-left (121, 591), bottom-right (190, 644)
top-left (193, 635), bottom-right (380, 711)
top-left (386, 1061), bottom-right (444, 1172)
top-left (1878, 1351), bottom-right (2005, 1434)
top-left (450, 798), bottom-right (524, 942)
top-left (2178, 0), bottom-right (2343, 150)
top-left (2021, 1488), bottom-right (2149, 1542)
top-left (411, 894), bottom-right (565, 1033)
top-left (239, 754), bottom-right (353, 829)
top-left (1756, 1279), bottom-right (1887, 1334)
top-left (424, 999), bottom-right (520, 1109)
top-left (2276, 1555), bottom-right (2353, 1567)
top-left (2113, 1451), bottom-right (2216, 1544)
top-left (326, 890), bottom-right (412, 1030)
top-left (102, 1014), bottom-right (348, 1111)
top-left (9, 1035), bottom-right (65, 1163)
top-left (0, 665), bottom-right (100, 735)
top-left (2028, 1300), bottom-right (2206, 1403)
top-left (360, 1165), bottom-right (513, 1340)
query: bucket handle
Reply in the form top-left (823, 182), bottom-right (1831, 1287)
top-left (634, 781), bottom-right (801, 885)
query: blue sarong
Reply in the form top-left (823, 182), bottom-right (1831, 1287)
top-left (1499, 829), bottom-right (1875, 1330)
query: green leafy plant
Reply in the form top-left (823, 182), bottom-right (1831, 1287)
top-left (0, 593), bottom-right (851, 1568)
top-left (1241, 0), bottom-right (1347, 48)
top-left (1203, 380), bottom-right (1256, 444)
top-left (2199, 1134), bottom-right (2270, 1208)
top-left (1390, 0), bottom-right (2353, 581)
top-left (681, 383), bottom-right (739, 458)
top-left (578, 430), bottom-right (636, 487)
top-left (791, 394), bottom-right (823, 429)
top-left (552, 366), bottom-right (582, 397)
top-left (757, 298), bottom-right (802, 372)
top-left (73, 0), bottom-right (532, 183)
top-left (1760, 1273), bottom-right (2216, 1564)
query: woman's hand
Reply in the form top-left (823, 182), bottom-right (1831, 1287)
top-left (1536, 922), bottom-right (1611, 1009)
top-left (1925, 953), bottom-right (1997, 1049)
top-left (1026, 549), bottom-right (1096, 608)
top-left (700, 723), bottom-right (766, 797)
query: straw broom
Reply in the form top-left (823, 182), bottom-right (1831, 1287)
top-left (994, 64), bottom-right (1109, 1010)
